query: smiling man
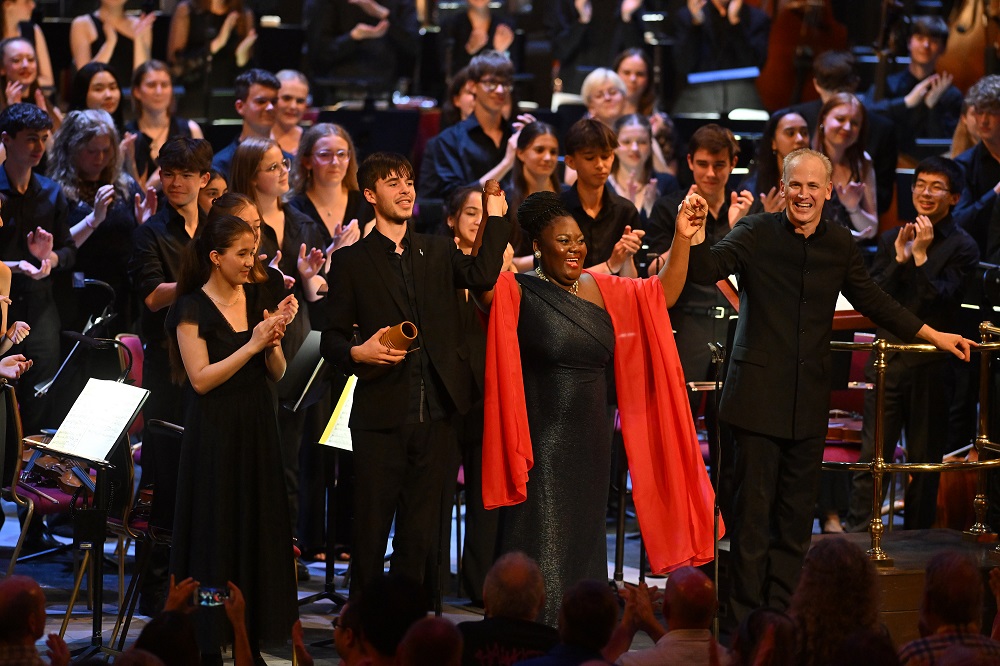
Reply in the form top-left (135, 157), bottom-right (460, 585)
top-left (845, 157), bottom-right (979, 533)
top-left (211, 68), bottom-right (286, 179)
top-left (321, 153), bottom-right (511, 598)
top-left (686, 147), bottom-right (975, 631)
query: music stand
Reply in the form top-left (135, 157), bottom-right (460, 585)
top-left (31, 377), bottom-right (149, 659)
top-left (277, 331), bottom-right (329, 414)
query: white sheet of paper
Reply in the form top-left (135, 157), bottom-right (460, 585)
top-left (44, 378), bottom-right (149, 463)
top-left (320, 375), bottom-right (355, 452)
top-left (835, 292), bottom-right (856, 312)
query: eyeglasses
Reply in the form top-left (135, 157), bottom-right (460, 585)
top-left (479, 77), bottom-right (514, 92)
top-left (313, 149), bottom-right (350, 165)
top-left (260, 158), bottom-right (291, 174)
top-left (911, 182), bottom-right (950, 195)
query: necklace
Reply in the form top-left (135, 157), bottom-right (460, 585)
top-left (202, 285), bottom-right (244, 307)
top-left (535, 267), bottom-right (579, 295)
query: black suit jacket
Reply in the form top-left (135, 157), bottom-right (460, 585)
top-left (321, 216), bottom-right (511, 430)
top-left (687, 212), bottom-right (923, 440)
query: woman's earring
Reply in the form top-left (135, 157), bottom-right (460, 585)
top-left (534, 250), bottom-right (541, 259)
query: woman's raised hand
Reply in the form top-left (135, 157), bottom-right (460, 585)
top-left (483, 179), bottom-right (508, 217)
top-left (250, 311), bottom-right (285, 351)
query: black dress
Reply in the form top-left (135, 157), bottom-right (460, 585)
top-left (87, 13), bottom-right (134, 89)
top-left (285, 190), bottom-right (374, 249)
top-left (124, 116), bottom-right (194, 185)
top-left (497, 274), bottom-right (615, 626)
top-left (167, 282), bottom-right (297, 652)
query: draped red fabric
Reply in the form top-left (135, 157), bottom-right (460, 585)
top-left (482, 270), bottom-right (721, 574)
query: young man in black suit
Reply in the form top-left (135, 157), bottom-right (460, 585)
top-left (685, 148), bottom-right (974, 630)
top-left (321, 153), bottom-right (511, 596)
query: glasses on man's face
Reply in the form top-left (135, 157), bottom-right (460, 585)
top-left (313, 149), bottom-right (350, 165)
top-left (261, 158), bottom-right (291, 173)
top-left (479, 77), bottom-right (514, 92)
top-left (911, 181), bottom-right (950, 196)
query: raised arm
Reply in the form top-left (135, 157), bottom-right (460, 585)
top-left (176, 313), bottom-right (284, 394)
top-left (659, 193), bottom-right (707, 307)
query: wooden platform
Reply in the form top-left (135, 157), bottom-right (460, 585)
top-left (812, 529), bottom-right (1000, 645)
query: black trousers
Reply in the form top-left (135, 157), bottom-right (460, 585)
top-left (727, 427), bottom-right (826, 628)
top-left (350, 420), bottom-right (459, 596)
top-left (9, 289), bottom-right (61, 434)
top-left (846, 355), bottom-right (952, 531)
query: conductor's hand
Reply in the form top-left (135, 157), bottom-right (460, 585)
top-left (923, 328), bottom-right (976, 361)
top-left (677, 192), bottom-right (708, 242)
top-left (350, 326), bottom-right (407, 366)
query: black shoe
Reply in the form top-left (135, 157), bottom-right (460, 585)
top-left (296, 558), bottom-right (311, 582)
top-left (20, 532), bottom-right (62, 555)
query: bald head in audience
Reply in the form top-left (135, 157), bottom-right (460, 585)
top-left (398, 617), bottom-right (462, 666)
top-left (483, 552), bottom-right (546, 621)
top-left (662, 566), bottom-right (717, 630)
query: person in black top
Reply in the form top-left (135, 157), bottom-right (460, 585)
top-left (955, 75), bottom-right (1000, 255)
top-left (419, 51), bottom-right (517, 202)
top-left (845, 157), bottom-right (979, 533)
top-left (211, 68), bottom-right (283, 179)
top-left (544, 0), bottom-right (646, 96)
top-left (128, 137), bottom-right (212, 614)
top-left (671, 0), bottom-right (770, 114)
top-left (1, 0), bottom-right (54, 89)
top-left (0, 103), bottom-right (74, 434)
top-left (303, 0), bottom-right (418, 97)
top-left (68, 62), bottom-right (125, 130)
top-left (861, 16), bottom-right (963, 159)
top-left (442, 0), bottom-right (515, 78)
top-left (69, 0), bottom-right (154, 89)
top-left (559, 118), bottom-right (643, 274)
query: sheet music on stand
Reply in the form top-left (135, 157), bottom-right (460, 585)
top-left (38, 377), bottom-right (149, 464)
top-left (319, 375), bottom-right (356, 452)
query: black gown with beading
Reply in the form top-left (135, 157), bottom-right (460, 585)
top-left (167, 283), bottom-right (297, 652)
top-left (497, 274), bottom-right (615, 626)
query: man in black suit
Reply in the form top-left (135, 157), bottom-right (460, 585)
top-left (686, 148), bottom-right (973, 630)
top-left (321, 153), bottom-right (511, 596)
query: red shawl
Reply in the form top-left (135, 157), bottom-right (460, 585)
top-left (482, 270), bottom-right (721, 574)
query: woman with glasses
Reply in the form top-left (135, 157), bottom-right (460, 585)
top-left (581, 68), bottom-right (626, 129)
top-left (287, 123), bottom-right (368, 248)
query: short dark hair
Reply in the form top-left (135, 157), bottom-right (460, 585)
top-left (558, 580), bottom-right (618, 652)
top-left (911, 15), bottom-right (949, 47)
top-left (813, 50), bottom-right (860, 93)
top-left (914, 156), bottom-right (964, 194)
top-left (158, 137), bottom-right (213, 174)
top-left (466, 50), bottom-right (514, 83)
top-left (358, 152), bottom-right (414, 192)
top-left (565, 117), bottom-right (617, 156)
top-left (923, 551), bottom-right (982, 626)
top-left (688, 123), bottom-right (739, 160)
top-left (234, 68), bottom-right (280, 102)
top-left (357, 574), bottom-right (428, 658)
top-left (0, 102), bottom-right (52, 136)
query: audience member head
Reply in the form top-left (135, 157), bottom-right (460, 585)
top-left (292, 123), bottom-right (358, 195)
top-left (356, 573), bottom-right (429, 660)
top-left (581, 67), bottom-right (626, 128)
top-left (0, 102), bottom-right (52, 169)
top-left (513, 120), bottom-right (559, 193)
top-left (275, 69), bottom-right (309, 133)
top-left (443, 67), bottom-right (476, 127)
top-left (0, 575), bottom-right (47, 645)
top-left (133, 611), bottom-right (201, 666)
top-left (909, 15), bottom-right (949, 60)
top-left (229, 136), bottom-right (288, 208)
top-left (781, 148), bottom-right (833, 229)
top-left (613, 113), bottom-right (655, 182)
top-left (564, 118), bottom-right (616, 192)
top-left (234, 68), bottom-right (280, 137)
top-left (518, 191), bottom-right (573, 243)
top-left (966, 75), bottom-right (1000, 147)
top-left (731, 608), bottom-right (796, 666)
top-left (158, 137), bottom-right (213, 209)
top-left (911, 155), bottom-right (962, 223)
top-left (70, 62), bottom-right (122, 125)
top-left (397, 617), bottom-right (462, 666)
top-left (687, 123), bottom-right (739, 201)
top-left (828, 628), bottom-right (900, 666)
top-left (0, 37), bottom-right (38, 103)
top-left (131, 60), bottom-right (175, 118)
top-left (952, 100), bottom-right (981, 157)
top-left (788, 538), bottom-right (879, 666)
top-left (359, 152), bottom-right (414, 225)
top-left (919, 551), bottom-right (983, 635)
top-left (467, 50), bottom-right (514, 118)
top-left (814, 91), bottom-right (867, 181)
top-left (482, 551), bottom-right (546, 621)
top-left (48, 109), bottom-right (127, 200)
top-left (613, 47), bottom-right (653, 115)
top-left (557, 580), bottom-right (618, 653)
top-left (812, 50), bottom-right (860, 96)
top-left (333, 600), bottom-right (364, 665)
top-left (446, 185), bottom-right (482, 253)
top-left (754, 110), bottom-right (810, 193)
top-left (662, 566), bottom-right (716, 630)
top-left (198, 168), bottom-right (228, 213)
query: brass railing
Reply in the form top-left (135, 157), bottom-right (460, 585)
top-left (824, 324), bottom-right (1000, 566)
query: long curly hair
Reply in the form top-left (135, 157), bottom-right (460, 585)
top-left (788, 538), bottom-right (880, 666)
top-left (47, 109), bottom-right (130, 203)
